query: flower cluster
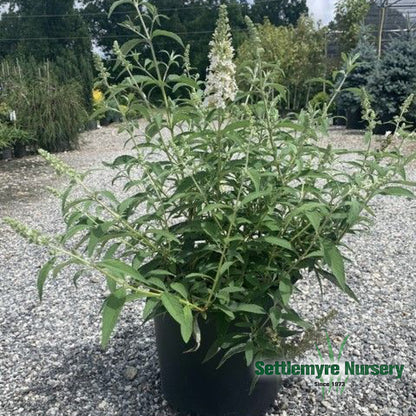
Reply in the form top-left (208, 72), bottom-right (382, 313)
top-left (244, 16), bottom-right (263, 61)
top-left (38, 149), bottom-right (82, 181)
top-left (92, 89), bottom-right (104, 105)
top-left (203, 5), bottom-right (238, 109)
top-left (3, 217), bottom-right (51, 247)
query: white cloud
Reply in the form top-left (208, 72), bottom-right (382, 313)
top-left (307, 0), bottom-right (337, 25)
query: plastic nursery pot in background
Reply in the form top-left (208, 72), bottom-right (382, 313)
top-left (346, 108), bottom-right (366, 130)
top-left (154, 313), bottom-right (281, 416)
top-left (1, 147), bottom-right (12, 160)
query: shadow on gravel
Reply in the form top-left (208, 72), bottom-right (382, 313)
top-left (18, 324), bottom-right (173, 416)
top-left (0, 156), bottom-right (55, 207)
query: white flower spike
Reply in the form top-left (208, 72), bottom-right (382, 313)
top-left (203, 5), bottom-right (238, 109)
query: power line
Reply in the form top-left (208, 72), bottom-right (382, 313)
top-left (0, 28), bottom-right (249, 43)
top-left (0, 0), bottom-right (275, 20)
top-left (1, 0), bottom-right (415, 21)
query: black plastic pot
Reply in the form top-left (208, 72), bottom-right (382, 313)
top-left (154, 313), bottom-right (280, 416)
top-left (13, 142), bottom-right (27, 158)
top-left (346, 108), bottom-right (366, 130)
top-left (373, 122), bottom-right (395, 136)
top-left (1, 147), bottom-right (12, 160)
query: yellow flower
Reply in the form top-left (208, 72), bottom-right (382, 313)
top-left (92, 89), bottom-right (104, 104)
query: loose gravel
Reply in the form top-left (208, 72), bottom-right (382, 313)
top-left (0, 125), bottom-right (415, 416)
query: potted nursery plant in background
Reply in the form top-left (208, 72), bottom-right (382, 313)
top-left (4, 1), bottom-right (416, 415)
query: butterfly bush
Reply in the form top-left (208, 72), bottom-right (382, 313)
top-left (3, 0), bottom-right (416, 367)
top-left (203, 5), bottom-right (238, 109)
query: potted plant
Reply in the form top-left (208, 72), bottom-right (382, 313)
top-left (0, 124), bottom-right (32, 159)
top-left (4, 2), bottom-right (416, 415)
top-left (0, 132), bottom-right (13, 160)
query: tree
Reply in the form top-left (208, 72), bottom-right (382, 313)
top-left (0, 0), bottom-right (94, 109)
top-left (80, 0), bottom-right (248, 79)
top-left (249, 0), bottom-right (308, 26)
top-left (368, 30), bottom-right (416, 130)
top-left (236, 16), bottom-right (326, 110)
top-left (337, 31), bottom-right (378, 128)
top-left (330, 0), bottom-right (370, 54)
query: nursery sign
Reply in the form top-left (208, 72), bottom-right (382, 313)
top-left (254, 332), bottom-right (405, 398)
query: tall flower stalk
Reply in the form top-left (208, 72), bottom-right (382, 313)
top-left (203, 5), bottom-right (238, 109)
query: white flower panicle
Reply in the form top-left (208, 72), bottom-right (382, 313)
top-left (245, 16), bottom-right (263, 60)
top-left (203, 5), bottom-right (238, 109)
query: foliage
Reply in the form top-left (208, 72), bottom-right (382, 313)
top-left (80, 0), bottom-right (305, 82)
top-left (0, 124), bottom-right (32, 149)
top-left (337, 34), bottom-right (377, 118)
top-left (4, 1), bottom-right (416, 367)
top-left (80, 0), bottom-right (248, 81)
top-left (309, 91), bottom-right (335, 114)
top-left (330, 0), bottom-right (370, 54)
top-left (249, 0), bottom-right (308, 26)
top-left (0, 103), bottom-right (11, 124)
top-left (0, 0), bottom-right (94, 110)
top-left (236, 16), bottom-right (326, 111)
top-left (0, 60), bottom-right (87, 152)
top-left (368, 31), bottom-right (416, 127)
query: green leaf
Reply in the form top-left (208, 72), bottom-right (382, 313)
top-left (219, 261), bottom-right (234, 276)
top-left (109, 0), bottom-right (133, 17)
top-left (275, 327), bottom-right (301, 337)
top-left (279, 275), bottom-right (292, 305)
top-left (379, 187), bottom-right (415, 198)
top-left (215, 305), bottom-right (235, 320)
top-left (101, 288), bottom-right (126, 348)
top-left (106, 275), bottom-right (117, 294)
top-left (73, 270), bottom-right (85, 288)
top-left (246, 168), bottom-right (261, 193)
top-left (61, 224), bottom-right (90, 244)
top-left (152, 29), bottom-right (184, 47)
top-left (233, 304), bottom-right (266, 314)
top-left (269, 306), bottom-right (281, 329)
top-left (281, 307), bottom-right (312, 329)
top-left (347, 199), bottom-right (361, 225)
top-left (37, 258), bottom-right (56, 301)
top-left (222, 120), bottom-right (251, 133)
top-left (98, 259), bottom-right (146, 283)
top-left (217, 343), bottom-right (246, 368)
top-left (241, 189), bottom-right (272, 206)
top-left (142, 297), bottom-right (159, 322)
top-left (321, 240), bottom-right (346, 291)
top-left (203, 340), bottom-right (221, 363)
top-left (161, 293), bottom-right (184, 326)
top-left (180, 305), bottom-right (193, 343)
top-left (264, 236), bottom-right (294, 251)
top-left (305, 211), bottom-right (321, 232)
top-left (87, 226), bottom-right (104, 256)
top-left (317, 269), bottom-right (358, 302)
top-left (245, 340), bottom-right (254, 366)
top-left (168, 75), bottom-right (199, 91)
top-left (171, 282), bottom-right (188, 299)
top-left (120, 38), bottom-right (143, 55)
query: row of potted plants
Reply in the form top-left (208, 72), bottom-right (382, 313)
top-left (0, 122), bottom-right (33, 160)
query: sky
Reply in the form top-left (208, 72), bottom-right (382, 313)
top-left (307, 0), bottom-right (337, 25)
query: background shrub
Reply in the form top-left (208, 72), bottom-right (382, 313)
top-left (0, 60), bottom-right (87, 152)
top-left (337, 33), bottom-right (377, 128)
top-left (368, 31), bottom-right (416, 131)
top-left (236, 16), bottom-right (326, 111)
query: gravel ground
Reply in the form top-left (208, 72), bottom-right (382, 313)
top-left (0, 125), bottom-right (415, 416)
